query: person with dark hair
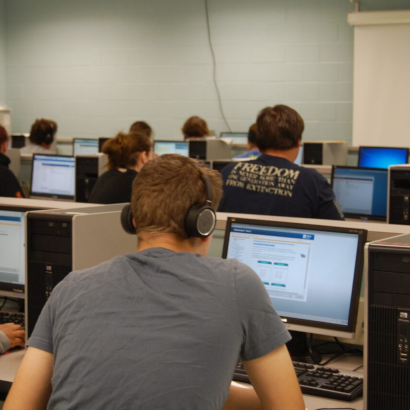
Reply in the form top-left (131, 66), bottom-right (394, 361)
top-left (181, 116), bottom-right (212, 140)
top-left (0, 124), bottom-right (25, 198)
top-left (218, 104), bottom-right (344, 220)
top-left (20, 118), bottom-right (58, 154)
top-left (89, 131), bottom-right (153, 204)
top-left (5, 154), bottom-right (305, 410)
top-left (233, 123), bottom-right (260, 159)
top-left (129, 121), bottom-right (153, 138)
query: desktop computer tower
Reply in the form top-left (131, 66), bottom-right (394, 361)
top-left (303, 141), bottom-right (348, 165)
top-left (189, 139), bottom-right (232, 161)
top-left (75, 154), bottom-right (108, 202)
top-left (388, 165), bottom-right (410, 225)
top-left (26, 204), bottom-right (136, 336)
top-left (365, 234), bottom-right (410, 410)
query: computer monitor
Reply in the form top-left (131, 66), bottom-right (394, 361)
top-left (0, 208), bottom-right (28, 298)
top-left (98, 137), bottom-right (110, 152)
top-left (222, 217), bottom-right (367, 343)
top-left (11, 134), bottom-right (27, 149)
top-left (220, 132), bottom-right (248, 144)
top-left (332, 166), bottom-right (388, 220)
top-left (154, 140), bottom-right (189, 157)
top-left (73, 139), bottom-right (98, 156)
top-left (211, 160), bottom-right (241, 173)
top-left (358, 146), bottom-right (409, 169)
top-left (30, 154), bottom-right (76, 200)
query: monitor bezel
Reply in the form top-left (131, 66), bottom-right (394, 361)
top-left (0, 205), bottom-right (53, 297)
top-left (73, 138), bottom-right (99, 156)
top-left (358, 146), bottom-right (409, 169)
top-left (331, 165), bottom-right (388, 221)
top-left (98, 137), bottom-right (110, 153)
top-left (30, 154), bottom-right (76, 201)
top-left (222, 216), bottom-right (367, 338)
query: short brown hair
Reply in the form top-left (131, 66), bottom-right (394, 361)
top-left (248, 123), bottom-right (258, 146)
top-left (129, 121), bottom-right (153, 138)
top-left (256, 105), bottom-right (304, 151)
top-left (103, 132), bottom-right (152, 170)
top-left (29, 119), bottom-right (58, 145)
top-left (0, 124), bottom-right (8, 145)
top-left (131, 155), bottom-right (222, 239)
top-left (182, 116), bottom-right (210, 140)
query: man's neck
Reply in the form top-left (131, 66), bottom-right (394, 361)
top-left (261, 146), bottom-right (299, 162)
top-left (137, 232), bottom-right (208, 256)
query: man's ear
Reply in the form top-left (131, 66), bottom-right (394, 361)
top-left (132, 218), bottom-right (137, 229)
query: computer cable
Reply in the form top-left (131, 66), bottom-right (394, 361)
top-left (204, 0), bottom-right (231, 133)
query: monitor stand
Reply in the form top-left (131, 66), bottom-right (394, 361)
top-left (286, 331), bottom-right (322, 364)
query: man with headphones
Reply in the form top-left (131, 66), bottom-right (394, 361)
top-left (6, 155), bottom-right (304, 410)
top-left (20, 118), bottom-right (58, 154)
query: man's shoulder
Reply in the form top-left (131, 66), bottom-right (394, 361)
top-left (65, 255), bottom-right (130, 284)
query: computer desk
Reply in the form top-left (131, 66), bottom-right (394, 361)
top-left (0, 349), bottom-right (364, 409)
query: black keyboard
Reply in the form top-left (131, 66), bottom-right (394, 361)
top-left (0, 311), bottom-right (25, 329)
top-left (233, 360), bottom-right (363, 402)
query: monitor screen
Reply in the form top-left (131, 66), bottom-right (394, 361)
top-left (0, 209), bottom-right (28, 297)
top-left (73, 139), bottom-right (98, 156)
top-left (30, 155), bottom-right (75, 200)
top-left (332, 166), bottom-right (388, 220)
top-left (154, 141), bottom-right (189, 157)
top-left (220, 132), bottom-right (248, 144)
top-left (222, 217), bottom-right (366, 338)
top-left (358, 146), bottom-right (409, 169)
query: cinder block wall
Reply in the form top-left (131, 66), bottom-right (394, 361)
top-left (0, 0), bottom-right (6, 104)
top-left (3, 0), bottom-right (410, 142)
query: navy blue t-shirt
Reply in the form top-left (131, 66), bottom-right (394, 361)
top-left (218, 155), bottom-right (344, 220)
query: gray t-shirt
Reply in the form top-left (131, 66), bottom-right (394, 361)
top-left (28, 248), bottom-right (290, 410)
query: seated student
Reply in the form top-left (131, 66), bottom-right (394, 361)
top-left (129, 120), bottom-right (153, 138)
top-left (20, 119), bottom-right (58, 154)
top-left (89, 131), bottom-right (153, 204)
top-left (5, 155), bottom-right (305, 410)
top-left (182, 115), bottom-right (213, 140)
top-left (218, 105), bottom-right (344, 220)
top-left (0, 125), bottom-right (25, 198)
top-left (0, 323), bottom-right (25, 354)
top-left (233, 123), bottom-right (260, 159)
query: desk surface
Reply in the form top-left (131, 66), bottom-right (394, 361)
top-left (0, 350), bottom-right (364, 409)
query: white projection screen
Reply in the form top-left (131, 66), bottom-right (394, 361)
top-left (349, 11), bottom-right (410, 147)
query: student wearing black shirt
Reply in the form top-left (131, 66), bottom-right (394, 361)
top-left (218, 105), bottom-right (344, 220)
top-left (89, 132), bottom-right (153, 204)
top-left (0, 125), bottom-right (24, 198)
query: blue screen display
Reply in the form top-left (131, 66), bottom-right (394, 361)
top-left (359, 147), bottom-right (408, 169)
top-left (332, 167), bottom-right (388, 218)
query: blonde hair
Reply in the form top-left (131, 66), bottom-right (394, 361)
top-left (131, 155), bottom-right (222, 239)
top-left (102, 132), bottom-right (152, 170)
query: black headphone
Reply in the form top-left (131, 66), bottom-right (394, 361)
top-left (121, 171), bottom-right (216, 238)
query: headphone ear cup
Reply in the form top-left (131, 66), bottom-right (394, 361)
top-left (185, 204), bottom-right (216, 238)
top-left (121, 204), bottom-right (136, 235)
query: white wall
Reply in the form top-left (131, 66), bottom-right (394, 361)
top-left (0, 0), bottom-right (6, 104)
top-left (3, 0), bottom-right (359, 141)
